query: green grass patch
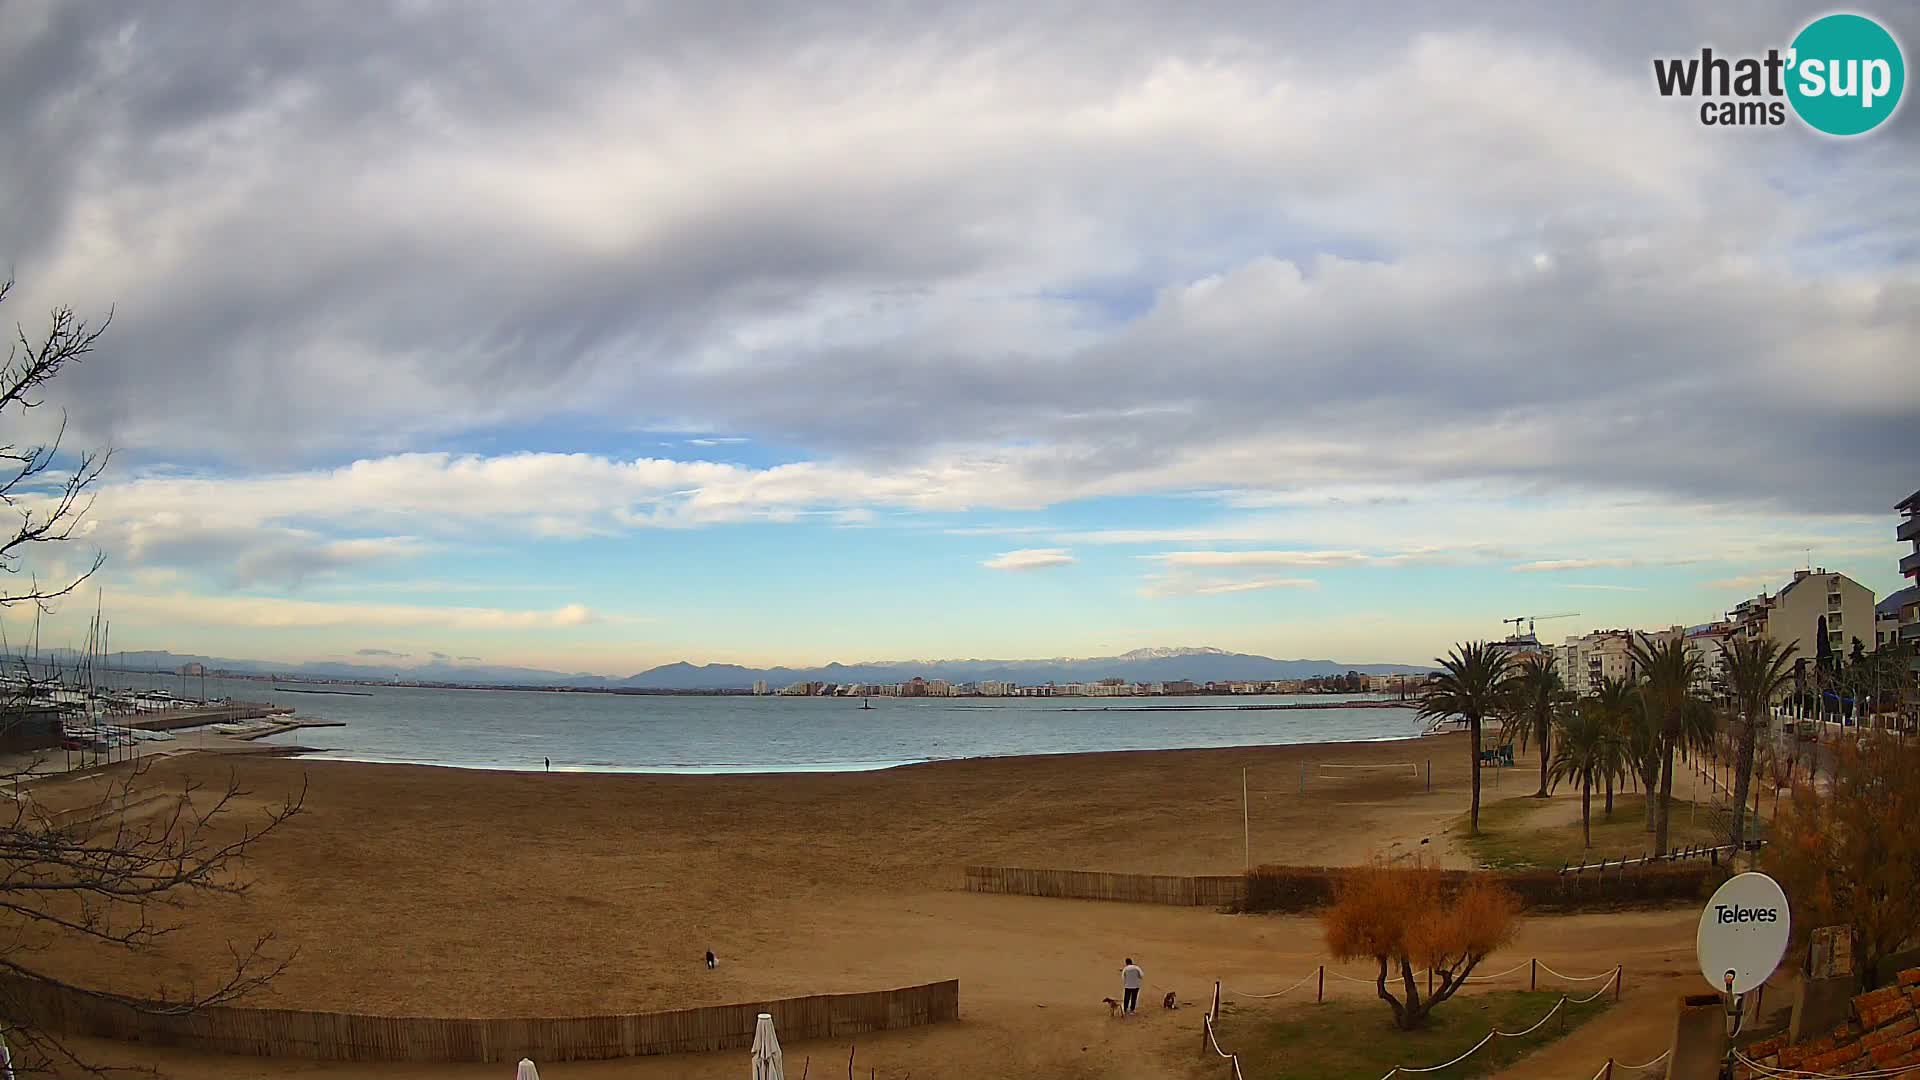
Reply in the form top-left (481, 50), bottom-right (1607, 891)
top-left (1201, 990), bottom-right (1611, 1080)
top-left (1461, 794), bottom-right (1729, 870)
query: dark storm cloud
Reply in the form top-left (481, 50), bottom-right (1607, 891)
top-left (0, 0), bottom-right (1914, 514)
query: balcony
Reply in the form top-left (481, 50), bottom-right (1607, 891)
top-left (1903, 550), bottom-right (1920, 578)
top-left (1901, 514), bottom-right (1920, 543)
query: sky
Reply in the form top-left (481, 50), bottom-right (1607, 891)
top-left (0, 1), bottom-right (1915, 676)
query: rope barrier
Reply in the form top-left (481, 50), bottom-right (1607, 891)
top-left (1263, 959), bottom-right (1612, 989)
top-left (1202, 1011), bottom-right (1247, 1080)
top-left (1368, 969), bottom-right (1621, 1080)
top-left (1222, 969), bottom-right (1320, 1000)
top-left (1537, 962), bottom-right (1619, 983)
top-left (1621, 1048), bottom-right (1672, 1072)
top-left (1734, 1050), bottom-right (1920, 1079)
top-left (1208, 965), bottom-right (1626, 1080)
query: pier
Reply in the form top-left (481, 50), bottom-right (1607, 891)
top-left (124, 701), bottom-right (295, 732)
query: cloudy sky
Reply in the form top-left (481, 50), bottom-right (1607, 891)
top-left (1, 1), bottom-right (1915, 675)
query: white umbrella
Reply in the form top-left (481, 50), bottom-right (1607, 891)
top-left (515, 1057), bottom-right (539, 1080)
top-left (751, 1012), bottom-right (784, 1080)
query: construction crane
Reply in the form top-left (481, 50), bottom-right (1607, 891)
top-left (1502, 612), bottom-right (1580, 638)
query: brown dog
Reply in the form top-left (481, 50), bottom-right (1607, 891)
top-left (1162, 990), bottom-right (1177, 1010)
top-left (1102, 997), bottom-right (1121, 1017)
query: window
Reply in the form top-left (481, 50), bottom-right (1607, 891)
top-left (1830, 613), bottom-right (1842, 629)
top-left (1829, 630), bottom-right (1843, 644)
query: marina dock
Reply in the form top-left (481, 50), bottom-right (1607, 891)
top-left (125, 701), bottom-right (296, 732)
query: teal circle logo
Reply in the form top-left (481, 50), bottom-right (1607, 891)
top-left (1787, 13), bottom-right (1906, 136)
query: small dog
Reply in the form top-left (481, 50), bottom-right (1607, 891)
top-left (1162, 990), bottom-right (1177, 1010)
top-left (705, 950), bottom-right (717, 970)
top-left (1102, 996), bottom-right (1121, 1017)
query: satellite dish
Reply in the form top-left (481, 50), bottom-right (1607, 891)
top-left (1696, 872), bottom-right (1790, 996)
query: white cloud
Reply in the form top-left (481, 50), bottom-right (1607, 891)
top-left (1512, 558), bottom-right (1640, 572)
top-left (982, 548), bottom-right (1076, 572)
top-left (106, 592), bottom-right (603, 632)
top-left (1558, 584), bottom-right (1649, 593)
top-left (1141, 575), bottom-right (1319, 598)
top-left (1150, 549), bottom-right (1374, 568)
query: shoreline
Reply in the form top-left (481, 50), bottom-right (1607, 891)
top-left (265, 729), bottom-right (1456, 777)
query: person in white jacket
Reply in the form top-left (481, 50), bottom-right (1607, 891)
top-left (1120, 958), bottom-right (1145, 1016)
top-left (515, 1057), bottom-right (540, 1080)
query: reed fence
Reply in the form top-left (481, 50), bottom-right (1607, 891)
top-left (964, 865), bottom-right (1245, 906)
top-left (0, 975), bottom-right (958, 1063)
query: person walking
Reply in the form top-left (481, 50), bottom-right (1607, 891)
top-left (1120, 957), bottom-right (1144, 1016)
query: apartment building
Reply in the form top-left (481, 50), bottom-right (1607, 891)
top-left (1684, 622), bottom-right (1737, 696)
top-left (1900, 490), bottom-right (1920, 675)
top-left (1727, 568), bottom-right (1876, 661)
top-left (1881, 591), bottom-right (1915, 652)
top-left (1554, 629), bottom-right (1654, 696)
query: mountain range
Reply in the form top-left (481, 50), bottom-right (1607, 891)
top-left (14, 645), bottom-right (1434, 691)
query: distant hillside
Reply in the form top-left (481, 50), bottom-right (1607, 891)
top-left (11, 648), bottom-right (614, 688)
top-left (620, 648), bottom-right (1434, 690)
top-left (9, 645), bottom-right (1431, 691)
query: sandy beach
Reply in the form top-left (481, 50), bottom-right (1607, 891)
top-left (14, 733), bottom-right (1711, 1079)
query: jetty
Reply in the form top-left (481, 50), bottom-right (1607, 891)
top-left (125, 701), bottom-right (296, 732)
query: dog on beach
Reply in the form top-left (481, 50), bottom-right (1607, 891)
top-left (1162, 991), bottom-right (1177, 1010)
top-left (1102, 997), bottom-right (1121, 1017)
top-left (704, 950), bottom-right (717, 970)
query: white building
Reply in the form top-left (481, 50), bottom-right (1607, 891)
top-left (1554, 629), bottom-right (1652, 697)
top-left (752, 680), bottom-right (768, 696)
top-left (1728, 568), bottom-right (1876, 662)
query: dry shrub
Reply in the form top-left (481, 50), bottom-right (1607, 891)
top-left (1321, 856), bottom-right (1520, 1030)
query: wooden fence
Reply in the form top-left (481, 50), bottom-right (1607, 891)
top-left (0, 975), bottom-right (959, 1063)
top-left (965, 865), bottom-right (1246, 907)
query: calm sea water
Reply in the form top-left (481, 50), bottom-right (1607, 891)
top-left (97, 672), bottom-right (1426, 773)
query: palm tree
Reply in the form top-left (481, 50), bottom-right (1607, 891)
top-left (1628, 635), bottom-right (1704, 856)
top-left (1588, 675), bottom-right (1640, 817)
top-left (1549, 702), bottom-right (1625, 848)
top-left (1720, 636), bottom-right (1798, 853)
top-left (1418, 642), bottom-right (1515, 836)
top-left (1507, 653), bottom-right (1570, 799)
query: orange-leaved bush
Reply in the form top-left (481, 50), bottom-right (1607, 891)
top-left (1322, 856), bottom-right (1521, 1029)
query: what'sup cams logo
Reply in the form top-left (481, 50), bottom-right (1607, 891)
top-left (1654, 12), bottom-right (1906, 135)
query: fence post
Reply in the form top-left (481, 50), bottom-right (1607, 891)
top-left (1604, 1059), bottom-right (1614, 1080)
top-left (1530, 958), bottom-right (1537, 991)
top-left (1614, 965), bottom-right (1623, 1002)
top-left (1317, 966), bottom-right (1324, 1004)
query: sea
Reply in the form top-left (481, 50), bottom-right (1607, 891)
top-left (95, 671), bottom-right (1429, 774)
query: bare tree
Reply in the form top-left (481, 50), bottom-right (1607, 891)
top-left (0, 280), bottom-right (305, 1075)
top-left (0, 280), bottom-right (112, 614)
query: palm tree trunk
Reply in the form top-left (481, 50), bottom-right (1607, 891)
top-left (1581, 779), bottom-right (1592, 848)
top-left (1468, 716), bottom-right (1483, 836)
top-left (1604, 771), bottom-right (1614, 817)
top-left (1729, 709), bottom-right (1756, 851)
top-left (1655, 737), bottom-right (1675, 855)
top-left (1536, 726), bottom-right (1549, 798)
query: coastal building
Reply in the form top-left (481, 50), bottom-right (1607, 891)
top-left (1490, 632), bottom-right (1546, 665)
top-left (1163, 680), bottom-right (1197, 695)
top-left (752, 680), bottom-right (768, 696)
top-left (1896, 490), bottom-right (1920, 702)
top-left (1554, 629), bottom-right (1653, 697)
top-left (1879, 592), bottom-right (1913, 652)
top-left (1727, 568), bottom-right (1876, 661)
top-left (1901, 490), bottom-right (1920, 655)
top-left (1684, 622), bottom-right (1737, 697)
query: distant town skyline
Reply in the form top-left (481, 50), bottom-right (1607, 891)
top-left (2, 3), bottom-right (1914, 675)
